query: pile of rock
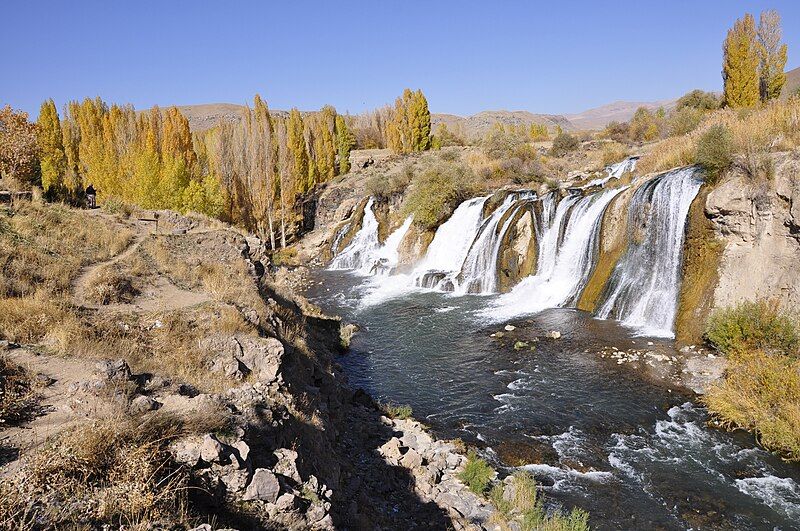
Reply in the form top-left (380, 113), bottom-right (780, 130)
top-left (377, 416), bottom-right (495, 530)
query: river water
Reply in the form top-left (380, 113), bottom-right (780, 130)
top-left (306, 269), bottom-right (800, 531)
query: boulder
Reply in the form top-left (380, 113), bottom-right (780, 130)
top-left (200, 434), bottom-right (225, 463)
top-left (379, 437), bottom-right (403, 462)
top-left (244, 468), bottom-right (281, 503)
top-left (218, 465), bottom-right (250, 496)
top-left (400, 449), bottom-right (423, 469)
top-left (233, 440), bottom-right (250, 464)
top-left (95, 359), bottom-right (132, 381)
top-left (170, 436), bottom-right (203, 467)
top-left (273, 448), bottom-right (301, 482)
top-left (129, 395), bottom-right (160, 414)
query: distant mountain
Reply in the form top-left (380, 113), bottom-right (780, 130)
top-left (174, 103), bottom-right (247, 131)
top-left (780, 66), bottom-right (800, 100)
top-left (565, 99), bottom-right (678, 131)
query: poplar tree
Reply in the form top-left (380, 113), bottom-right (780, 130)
top-left (335, 114), bottom-right (355, 174)
top-left (387, 89), bottom-right (431, 153)
top-left (756, 10), bottom-right (788, 101)
top-left (287, 109), bottom-right (310, 193)
top-left (36, 99), bottom-right (67, 195)
top-left (722, 14), bottom-right (760, 108)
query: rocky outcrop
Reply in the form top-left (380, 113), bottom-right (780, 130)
top-left (497, 205), bottom-right (537, 293)
top-left (705, 155), bottom-right (800, 310)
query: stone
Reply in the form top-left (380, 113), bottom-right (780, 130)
top-left (188, 525), bottom-right (212, 531)
top-left (379, 437), bottom-right (403, 462)
top-left (129, 395), bottom-right (160, 414)
top-left (200, 434), bottom-right (225, 463)
top-left (548, 330), bottom-right (562, 339)
top-left (504, 324), bottom-right (516, 331)
top-left (233, 440), bottom-right (250, 464)
top-left (236, 336), bottom-right (285, 382)
top-left (243, 468), bottom-right (281, 503)
top-left (400, 432), bottom-right (418, 451)
top-left (219, 466), bottom-right (250, 495)
top-left (274, 492), bottom-right (300, 512)
top-left (400, 449), bottom-right (423, 469)
top-left (95, 359), bottom-right (132, 381)
top-left (210, 354), bottom-right (249, 380)
top-left (170, 436), bottom-right (202, 467)
top-left (273, 448), bottom-right (301, 482)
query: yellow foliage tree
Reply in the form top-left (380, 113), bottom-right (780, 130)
top-left (723, 14), bottom-right (760, 108)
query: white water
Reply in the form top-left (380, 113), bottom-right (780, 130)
top-left (413, 196), bottom-right (488, 282)
top-left (483, 188), bottom-right (624, 321)
top-left (372, 216), bottom-right (413, 275)
top-left (595, 167), bottom-right (702, 337)
top-left (583, 156), bottom-right (638, 188)
top-left (329, 198), bottom-right (379, 272)
top-left (456, 193), bottom-right (532, 294)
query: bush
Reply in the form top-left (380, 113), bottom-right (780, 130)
top-left (549, 133), bottom-right (580, 157)
top-left (668, 107), bottom-right (704, 137)
top-left (366, 164), bottom-right (413, 199)
top-left (704, 300), bottom-right (799, 357)
top-left (676, 89), bottom-right (721, 111)
top-left (600, 142), bottom-right (631, 167)
top-left (704, 350), bottom-right (800, 460)
top-left (489, 472), bottom-right (590, 531)
top-left (380, 402), bottom-right (413, 420)
top-left (458, 451), bottom-right (494, 495)
top-left (694, 124), bottom-right (734, 184)
top-left (0, 355), bottom-right (38, 426)
top-left (401, 162), bottom-right (478, 229)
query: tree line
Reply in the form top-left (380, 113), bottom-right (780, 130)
top-left (1, 89), bottom-right (432, 247)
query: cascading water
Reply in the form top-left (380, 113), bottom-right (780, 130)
top-left (483, 187), bottom-right (625, 321)
top-left (329, 198), bottom-right (379, 272)
top-left (411, 196), bottom-right (489, 290)
top-left (584, 156), bottom-right (639, 188)
top-left (595, 167), bottom-right (702, 337)
top-left (455, 193), bottom-right (533, 294)
top-left (372, 216), bottom-right (413, 275)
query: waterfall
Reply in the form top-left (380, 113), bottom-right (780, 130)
top-left (595, 167), bottom-right (702, 337)
top-left (583, 156), bottom-right (639, 188)
top-left (372, 216), bottom-right (414, 275)
top-left (411, 196), bottom-right (489, 290)
top-left (329, 198), bottom-right (379, 272)
top-left (482, 187), bottom-right (625, 321)
top-left (456, 193), bottom-right (535, 294)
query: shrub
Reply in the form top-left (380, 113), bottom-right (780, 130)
top-left (694, 124), bottom-right (734, 184)
top-left (381, 402), bottom-right (413, 420)
top-left (401, 162), bottom-right (478, 229)
top-left (704, 350), bottom-right (800, 460)
top-left (600, 142), bottom-right (631, 167)
top-left (489, 472), bottom-right (590, 531)
top-left (668, 107), bottom-right (705, 137)
top-left (704, 300), bottom-right (799, 357)
top-left (85, 266), bottom-right (139, 305)
top-left (272, 246), bottom-right (299, 267)
top-left (458, 451), bottom-right (494, 495)
top-left (628, 107), bottom-right (664, 142)
top-left (676, 89), bottom-right (721, 111)
top-left (366, 164), bottom-right (413, 199)
top-left (549, 133), bottom-right (580, 157)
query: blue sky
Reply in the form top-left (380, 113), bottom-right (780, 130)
top-left (3, 1), bottom-right (798, 118)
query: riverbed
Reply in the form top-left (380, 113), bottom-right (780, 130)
top-left (306, 269), bottom-right (800, 530)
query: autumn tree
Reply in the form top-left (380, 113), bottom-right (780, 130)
top-left (387, 89), bottom-right (431, 153)
top-left (756, 10), bottom-right (788, 101)
top-left (0, 106), bottom-right (38, 186)
top-left (288, 108), bottom-right (310, 193)
top-left (36, 99), bottom-right (67, 195)
top-left (723, 14), bottom-right (761, 108)
top-left (335, 114), bottom-right (355, 174)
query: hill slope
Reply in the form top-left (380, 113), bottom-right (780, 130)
top-left (780, 66), bottom-right (800, 99)
top-left (565, 98), bottom-right (677, 130)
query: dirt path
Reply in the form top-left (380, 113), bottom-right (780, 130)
top-left (0, 347), bottom-right (103, 477)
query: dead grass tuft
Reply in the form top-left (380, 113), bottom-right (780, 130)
top-left (84, 265), bottom-right (139, 305)
top-left (0, 355), bottom-right (39, 427)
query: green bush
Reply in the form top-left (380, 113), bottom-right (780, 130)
top-left (366, 164), bottom-right (413, 199)
top-left (668, 107), bottom-right (704, 137)
top-left (695, 124), bottom-right (734, 184)
top-left (401, 162), bottom-right (478, 229)
top-left (380, 402), bottom-right (413, 420)
top-left (549, 133), bottom-right (580, 157)
top-left (704, 300), bottom-right (799, 357)
top-left (676, 89), bottom-right (721, 111)
top-left (458, 451), bottom-right (494, 495)
top-left (490, 472), bottom-right (590, 531)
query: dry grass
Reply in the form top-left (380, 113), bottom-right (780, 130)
top-left (0, 410), bottom-right (229, 529)
top-left (84, 265), bottom-right (139, 305)
top-left (0, 293), bottom-right (81, 348)
top-left (0, 202), bottom-right (133, 298)
top-left (704, 350), bottom-right (800, 461)
top-left (638, 98), bottom-right (800, 177)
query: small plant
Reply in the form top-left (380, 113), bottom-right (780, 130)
top-left (381, 402), bottom-right (413, 420)
top-left (101, 197), bottom-right (134, 217)
top-left (271, 247), bottom-right (299, 267)
top-left (458, 451), bottom-right (495, 495)
top-left (549, 133), bottom-right (580, 157)
top-left (704, 300), bottom-right (799, 357)
top-left (694, 124), bottom-right (734, 184)
top-left (0, 355), bottom-right (38, 426)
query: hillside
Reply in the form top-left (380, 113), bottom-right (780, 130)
top-left (780, 65), bottom-right (800, 99)
top-left (431, 110), bottom-right (574, 138)
top-left (565, 98), bottom-right (678, 130)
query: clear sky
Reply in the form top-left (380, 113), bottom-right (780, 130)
top-left (3, 0), bottom-right (799, 118)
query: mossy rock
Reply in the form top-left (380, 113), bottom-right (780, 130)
top-left (497, 204), bottom-right (538, 293)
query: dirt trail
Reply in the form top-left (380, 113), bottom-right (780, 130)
top-left (0, 347), bottom-right (103, 477)
top-left (72, 213), bottom-right (211, 313)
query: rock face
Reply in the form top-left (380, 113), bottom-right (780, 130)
top-left (396, 223), bottom-right (436, 272)
top-left (706, 156), bottom-right (800, 310)
top-left (497, 205), bottom-right (537, 293)
top-left (202, 334), bottom-right (285, 383)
